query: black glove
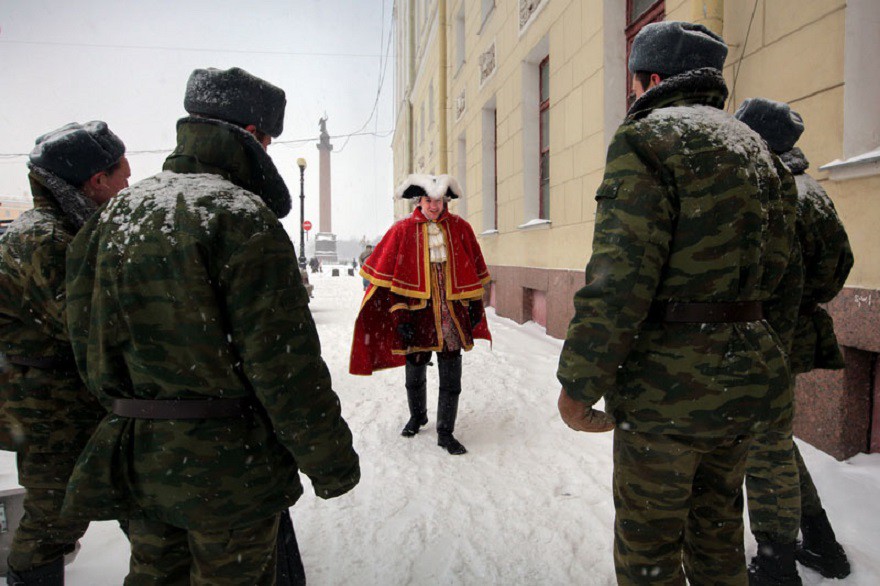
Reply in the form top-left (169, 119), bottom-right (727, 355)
top-left (468, 302), bottom-right (483, 328)
top-left (397, 322), bottom-right (415, 345)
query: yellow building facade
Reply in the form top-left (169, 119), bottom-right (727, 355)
top-left (393, 0), bottom-right (880, 457)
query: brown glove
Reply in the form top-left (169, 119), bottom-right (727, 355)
top-left (558, 388), bottom-right (615, 433)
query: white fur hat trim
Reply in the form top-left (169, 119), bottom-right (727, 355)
top-left (394, 174), bottom-right (462, 200)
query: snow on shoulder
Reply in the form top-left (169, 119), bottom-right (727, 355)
top-left (648, 105), bottom-right (776, 169)
top-left (100, 171), bottom-right (266, 248)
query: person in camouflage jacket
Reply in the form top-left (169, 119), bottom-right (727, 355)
top-left (736, 98), bottom-right (854, 583)
top-left (556, 23), bottom-right (799, 585)
top-left (63, 68), bottom-right (359, 585)
top-left (0, 121), bottom-right (130, 584)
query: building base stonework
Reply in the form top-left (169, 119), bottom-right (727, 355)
top-left (487, 267), bottom-right (879, 460)
top-left (487, 265), bottom-right (584, 339)
top-left (795, 287), bottom-right (880, 460)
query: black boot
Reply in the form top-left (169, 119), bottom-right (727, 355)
top-left (401, 360), bottom-right (428, 437)
top-left (6, 557), bottom-right (64, 586)
top-left (436, 354), bottom-right (466, 455)
top-left (748, 541), bottom-right (802, 586)
top-left (796, 509), bottom-right (851, 579)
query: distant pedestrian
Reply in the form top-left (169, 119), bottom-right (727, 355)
top-left (64, 67), bottom-right (359, 584)
top-left (556, 22), bottom-right (799, 584)
top-left (736, 97), bottom-right (854, 584)
top-left (359, 244), bottom-right (373, 290)
top-left (350, 174), bottom-right (491, 455)
top-left (0, 121), bottom-right (130, 584)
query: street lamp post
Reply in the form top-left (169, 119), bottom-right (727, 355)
top-left (297, 158), bottom-right (307, 269)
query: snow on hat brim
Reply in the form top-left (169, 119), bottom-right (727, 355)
top-left (184, 67), bottom-right (286, 138)
top-left (395, 174), bottom-right (462, 200)
top-left (28, 121), bottom-right (126, 187)
top-left (628, 21), bottom-right (728, 76)
top-left (734, 98), bottom-right (805, 154)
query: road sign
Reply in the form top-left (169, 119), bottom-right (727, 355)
top-left (303, 221), bottom-right (312, 231)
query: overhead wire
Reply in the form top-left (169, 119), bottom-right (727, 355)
top-left (334, 0), bottom-right (394, 154)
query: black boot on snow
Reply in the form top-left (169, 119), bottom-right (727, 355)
top-left (436, 354), bottom-right (466, 455)
top-left (796, 509), bottom-right (851, 579)
top-left (401, 360), bottom-right (428, 437)
top-left (6, 557), bottom-right (64, 586)
top-left (748, 541), bottom-right (803, 586)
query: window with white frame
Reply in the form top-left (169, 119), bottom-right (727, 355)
top-left (482, 0), bottom-right (495, 24)
top-left (538, 56), bottom-right (550, 220)
top-left (456, 134), bottom-right (467, 219)
top-left (429, 80), bottom-right (435, 127)
top-left (520, 36), bottom-right (550, 226)
top-left (481, 98), bottom-right (498, 232)
top-left (455, 6), bottom-right (466, 71)
top-left (821, 0), bottom-right (880, 179)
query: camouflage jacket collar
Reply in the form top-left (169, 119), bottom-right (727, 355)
top-left (163, 117), bottom-right (292, 219)
top-left (779, 147), bottom-right (808, 175)
top-left (26, 164), bottom-right (98, 233)
top-left (627, 67), bottom-right (728, 121)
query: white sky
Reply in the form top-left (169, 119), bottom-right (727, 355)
top-left (0, 0), bottom-right (395, 241)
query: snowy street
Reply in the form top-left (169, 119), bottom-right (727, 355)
top-left (2, 268), bottom-right (879, 585)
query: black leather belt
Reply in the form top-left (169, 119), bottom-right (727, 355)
top-left (647, 300), bottom-right (764, 323)
top-left (111, 398), bottom-right (250, 419)
top-left (5, 354), bottom-right (77, 372)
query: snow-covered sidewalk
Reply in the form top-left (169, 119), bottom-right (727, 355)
top-left (2, 269), bottom-right (879, 584)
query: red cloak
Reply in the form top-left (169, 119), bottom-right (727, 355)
top-left (349, 208), bottom-right (492, 375)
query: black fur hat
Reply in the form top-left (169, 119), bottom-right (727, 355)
top-left (184, 67), bottom-right (287, 138)
top-left (28, 121), bottom-right (125, 187)
top-left (628, 21), bottom-right (728, 76)
top-left (734, 97), bottom-right (805, 154)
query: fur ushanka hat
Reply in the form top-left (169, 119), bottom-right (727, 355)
top-left (734, 97), bottom-right (805, 154)
top-left (184, 67), bottom-right (287, 138)
top-left (395, 174), bottom-right (463, 200)
top-left (628, 21), bottom-right (728, 76)
top-left (29, 121), bottom-right (125, 187)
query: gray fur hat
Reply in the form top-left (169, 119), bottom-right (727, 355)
top-left (734, 97), bottom-right (805, 154)
top-left (28, 121), bottom-right (125, 187)
top-left (628, 21), bottom-right (728, 76)
top-left (184, 67), bottom-right (286, 138)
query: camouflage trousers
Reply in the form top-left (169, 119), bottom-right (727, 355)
top-left (8, 450), bottom-right (89, 572)
top-left (126, 514), bottom-right (279, 586)
top-left (613, 429), bottom-right (750, 585)
top-left (746, 426), bottom-right (822, 543)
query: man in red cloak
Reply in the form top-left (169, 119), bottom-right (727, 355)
top-left (350, 174), bottom-right (491, 454)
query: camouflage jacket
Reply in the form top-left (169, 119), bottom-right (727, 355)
top-left (557, 68), bottom-right (799, 437)
top-left (0, 168), bottom-right (104, 452)
top-left (64, 118), bottom-right (359, 530)
top-left (781, 148), bottom-right (853, 374)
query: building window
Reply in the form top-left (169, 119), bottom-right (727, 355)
top-left (429, 80), bottom-right (435, 127)
top-left (539, 56), bottom-right (550, 220)
top-left (455, 6), bottom-right (466, 72)
top-left (481, 0), bottom-right (495, 26)
top-left (520, 35), bottom-right (549, 227)
top-left (482, 99), bottom-right (498, 231)
top-left (456, 134), bottom-right (467, 219)
top-left (625, 0), bottom-right (664, 108)
top-left (820, 0), bottom-right (880, 180)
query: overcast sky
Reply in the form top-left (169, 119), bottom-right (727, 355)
top-left (0, 0), bottom-right (394, 241)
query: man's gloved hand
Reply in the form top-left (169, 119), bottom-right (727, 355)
top-left (557, 388), bottom-right (615, 433)
top-left (397, 322), bottom-right (415, 345)
top-left (468, 302), bottom-right (482, 328)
